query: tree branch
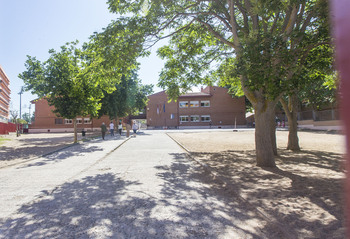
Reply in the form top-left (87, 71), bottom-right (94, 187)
top-left (244, 0), bottom-right (259, 31)
top-left (197, 19), bottom-right (237, 49)
top-left (228, 0), bottom-right (240, 48)
top-left (270, 12), bottom-right (280, 34)
top-left (234, 0), bottom-right (249, 35)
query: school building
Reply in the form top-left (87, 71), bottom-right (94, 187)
top-left (29, 98), bottom-right (114, 133)
top-left (146, 86), bottom-right (246, 129)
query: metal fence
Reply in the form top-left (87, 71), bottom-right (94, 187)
top-left (297, 109), bottom-right (339, 121)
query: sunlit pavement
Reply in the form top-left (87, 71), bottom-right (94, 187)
top-left (0, 131), bottom-right (281, 238)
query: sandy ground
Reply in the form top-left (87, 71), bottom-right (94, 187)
top-left (0, 132), bottom-right (101, 168)
top-left (168, 130), bottom-right (346, 239)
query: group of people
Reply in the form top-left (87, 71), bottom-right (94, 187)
top-left (100, 120), bottom-right (139, 140)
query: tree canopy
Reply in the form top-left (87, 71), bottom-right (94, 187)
top-left (19, 41), bottom-right (121, 142)
top-left (98, 71), bottom-right (153, 119)
top-left (102, 0), bottom-right (331, 167)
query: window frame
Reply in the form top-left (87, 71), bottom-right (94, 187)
top-left (179, 115), bottom-right (189, 122)
top-left (190, 115), bottom-right (200, 122)
top-left (189, 101), bottom-right (199, 107)
top-left (201, 115), bottom-right (211, 122)
top-left (55, 118), bottom-right (63, 125)
top-left (179, 101), bottom-right (189, 108)
top-left (200, 100), bottom-right (210, 107)
top-left (84, 118), bottom-right (92, 124)
top-left (64, 119), bottom-right (73, 124)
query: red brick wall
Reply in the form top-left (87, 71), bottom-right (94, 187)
top-left (0, 122), bottom-right (16, 134)
top-left (30, 98), bottom-right (115, 132)
top-left (147, 86), bottom-right (246, 128)
top-left (146, 91), bottom-right (178, 128)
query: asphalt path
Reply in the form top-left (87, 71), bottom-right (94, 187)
top-left (0, 131), bottom-right (279, 238)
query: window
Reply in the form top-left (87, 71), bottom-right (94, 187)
top-left (65, 119), bottom-right (73, 124)
top-left (180, 115), bottom-right (189, 122)
top-left (201, 100), bottom-right (210, 107)
top-left (190, 115), bottom-right (200, 122)
top-left (179, 101), bottom-right (188, 108)
top-left (201, 115), bottom-right (211, 122)
top-left (190, 101), bottom-right (199, 107)
top-left (84, 118), bottom-right (92, 124)
top-left (170, 114), bottom-right (174, 119)
top-left (55, 118), bottom-right (63, 125)
top-left (76, 118), bottom-right (82, 124)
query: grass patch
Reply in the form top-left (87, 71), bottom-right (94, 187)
top-left (0, 137), bottom-right (11, 146)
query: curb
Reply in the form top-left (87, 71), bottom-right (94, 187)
top-left (166, 132), bottom-right (297, 239)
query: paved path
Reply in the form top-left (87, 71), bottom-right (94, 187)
top-left (0, 131), bottom-right (277, 238)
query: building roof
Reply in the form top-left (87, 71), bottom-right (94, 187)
top-left (178, 92), bottom-right (211, 98)
top-left (149, 89), bottom-right (212, 99)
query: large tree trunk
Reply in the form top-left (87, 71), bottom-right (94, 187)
top-left (280, 95), bottom-right (300, 151)
top-left (73, 118), bottom-right (78, 143)
top-left (287, 110), bottom-right (300, 150)
top-left (240, 76), bottom-right (279, 167)
top-left (254, 101), bottom-right (277, 167)
top-left (270, 113), bottom-right (277, 155)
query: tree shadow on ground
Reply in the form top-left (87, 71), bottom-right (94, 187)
top-left (0, 135), bottom-right (97, 162)
top-left (0, 153), bottom-right (284, 239)
top-left (0, 173), bottom-right (159, 238)
top-left (0, 136), bottom-right (123, 167)
top-left (190, 149), bottom-right (345, 238)
top-left (18, 144), bottom-right (105, 168)
top-left (155, 153), bottom-right (285, 238)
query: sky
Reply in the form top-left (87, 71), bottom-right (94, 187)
top-left (0, 0), bottom-right (165, 116)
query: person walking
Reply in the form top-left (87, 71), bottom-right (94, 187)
top-left (118, 122), bottom-right (123, 135)
top-left (109, 121), bottom-right (115, 136)
top-left (101, 122), bottom-right (107, 140)
top-left (132, 120), bottom-right (139, 134)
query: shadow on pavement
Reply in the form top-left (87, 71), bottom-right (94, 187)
top-left (155, 152), bottom-right (282, 238)
top-left (0, 173), bottom-right (150, 238)
top-left (0, 134), bottom-right (99, 162)
top-left (190, 149), bottom-right (345, 238)
top-left (0, 153), bottom-right (277, 238)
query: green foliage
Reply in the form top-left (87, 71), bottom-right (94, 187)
top-left (98, 71), bottom-right (153, 119)
top-left (293, 42), bottom-right (336, 110)
top-left (103, 0), bottom-right (331, 104)
top-left (19, 41), bottom-right (119, 120)
top-left (21, 113), bottom-right (33, 124)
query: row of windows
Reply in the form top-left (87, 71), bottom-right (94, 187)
top-left (179, 100), bottom-right (210, 108)
top-left (55, 118), bottom-right (92, 125)
top-left (180, 115), bottom-right (211, 123)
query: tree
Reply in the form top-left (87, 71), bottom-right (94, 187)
top-left (280, 43), bottom-right (335, 151)
top-left (98, 71), bottom-right (153, 119)
top-left (21, 113), bottom-right (31, 124)
top-left (102, 0), bottom-right (330, 167)
top-left (86, 0), bottom-right (333, 166)
top-left (19, 41), bottom-right (119, 143)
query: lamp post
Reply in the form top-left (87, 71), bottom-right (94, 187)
top-left (18, 86), bottom-right (24, 119)
top-left (29, 104), bottom-right (31, 124)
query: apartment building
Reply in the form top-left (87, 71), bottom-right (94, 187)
top-left (0, 65), bottom-right (11, 123)
top-left (147, 86), bottom-right (246, 129)
top-left (29, 98), bottom-right (113, 133)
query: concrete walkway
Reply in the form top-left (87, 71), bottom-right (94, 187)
top-left (0, 131), bottom-right (278, 238)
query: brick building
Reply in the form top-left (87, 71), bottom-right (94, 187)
top-left (147, 86), bottom-right (246, 129)
top-left (29, 98), bottom-right (114, 133)
top-left (0, 65), bottom-right (11, 123)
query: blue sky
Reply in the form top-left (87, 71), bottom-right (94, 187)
top-left (0, 0), bottom-right (164, 115)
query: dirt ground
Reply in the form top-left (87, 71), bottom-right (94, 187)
top-left (168, 130), bottom-right (346, 239)
top-left (0, 132), bottom-right (101, 168)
